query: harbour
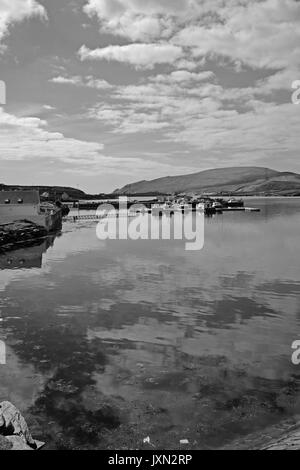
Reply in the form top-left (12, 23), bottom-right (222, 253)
top-left (0, 189), bottom-right (261, 233)
top-left (0, 197), bottom-right (299, 449)
top-left (62, 196), bottom-right (261, 222)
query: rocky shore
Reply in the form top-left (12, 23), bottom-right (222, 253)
top-left (219, 418), bottom-right (300, 450)
top-left (1, 400), bottom-right (299, 450)
top-left (0, 220), bottom-right (47, 251)
top-left (0, 401), bottom-right (44, 451)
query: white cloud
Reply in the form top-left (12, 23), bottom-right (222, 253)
top-left (0, 107), bottom-right (104, 164)
top-left (86, 69), bottom-right (300, 172)
top-left (83, 0), bottom-right (300, 73)
top-left (50, 75), bottom-right (112, 89)
top-left (168, 102), bottom-right (300, 154)
top-left (89, 104), bottom-right (170, 134)
top-left (79, 43), bottom-right (183, 69)
top-left (83, 0), bottom-right (191, 41)
top-left (43, 105), bottom-right (56, 111)
top-left (257, 69), bottom-right (300, 92)
top-left (51, 76), bottom-right (82, 85)
top-left (2, 0), bottom-right (300, 184)
top-left (150, 70), bottom-right (215, 84)
top-left (85, 76), bottom-right (113, 90)
top-left (0, 106), bottom-right (186, 178)
top-left (174, 0), bottom-right (300, 70)
top-left (0, 0), bottom-right (46, 42)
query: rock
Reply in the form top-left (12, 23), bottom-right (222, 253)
top-left (0, 221), bottom-right (47, 251)
top-left (0, 435), bottom-right (13, 450)
top-left (221, 419), bottom-right (300, 450)
top-left (5, 436), bottom-right (34, 450)
top-left (262, 428), bottom-right (300, 450)
top-left (0, 401), bottom-right (45, 450)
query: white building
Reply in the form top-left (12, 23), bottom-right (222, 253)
top-left (0, 190), bottom-right (62, 231)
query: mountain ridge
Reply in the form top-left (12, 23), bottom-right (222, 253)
top-left (0, 184), bottom-right (86, 199)
top-left (114, 167), bottom-right (300, 196)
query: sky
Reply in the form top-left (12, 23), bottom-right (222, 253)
top-left (0, 0), bottom-right (299, 193)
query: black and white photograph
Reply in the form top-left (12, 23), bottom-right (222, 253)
top-left (0, 0), bottom-right (300, 455)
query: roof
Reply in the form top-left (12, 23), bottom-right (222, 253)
top-left (0, 190), bottom-right (40, 205)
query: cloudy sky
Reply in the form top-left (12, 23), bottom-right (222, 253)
top-left (0, 0), bottom-right (300, 192)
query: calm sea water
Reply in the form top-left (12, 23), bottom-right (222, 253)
top-left (0, 198), bottom-right (300, 449)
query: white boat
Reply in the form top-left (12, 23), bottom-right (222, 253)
top-left (151, 202), bottom-right (175, 215)
top-left (212, 201), bottom-right (223, 209)
top-left (196, 203), bottom-right (205, 212)
top-left (172, 203), bottom-right (192, 212)
top-left (227, 198), bottom-right (244, 208)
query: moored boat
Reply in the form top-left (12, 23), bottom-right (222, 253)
top-left (212, 201), bottom-right (224, 210)
top-left (227, 198), bottom-right (244, 208)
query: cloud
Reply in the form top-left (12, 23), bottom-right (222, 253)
top-left (79, 43), bottom-right (183, 69)
top-left (150, 70), bottom-right (215, 84)
top-left (51, 76), bottom-right (82, 85)
top-left (174, 0), bottom-right (300, 70)
top-left (0, 107), bottom-right (104, 165)
top-left (43, 105), bottom-right (56, 111)
top-left (89, 104), bottom-right (170, 134)
top-left (2, 0), bottom-right (300, 187)
top-left (0, 0), bottom-right (47, 43)
top-left (83, 0), bottom-right (300, 73)
top-left (83, 0), bottom-right (191, 41)
top-left (86, 67), bottom-right (300, 172)
top-left (257, 69), bottom-right (300, 92)
top-left (167, 101), bottom-right (300, 155)
top-left (0, 107), bottom-right (184, 179)
top-left (50, 75), bottom-right (112, 89)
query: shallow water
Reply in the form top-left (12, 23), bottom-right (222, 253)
top-left (0, 198), bottom-right (300, 449)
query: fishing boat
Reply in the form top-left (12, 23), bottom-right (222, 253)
top-left (227, 198), bottom-right (244, 208)
top-left (196, 203), bottom-right (205, 212)
top-left (172, 203), bottom-right (193, 213)
top-left (152, 203), bottom-right (171, 216)
top-left (212, 201), bottom-right (224, 210)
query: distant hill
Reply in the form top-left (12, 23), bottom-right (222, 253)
top-left (0, 184), bottom-right (86, 200)
top-left (114, 167), bottom-right (300, 196)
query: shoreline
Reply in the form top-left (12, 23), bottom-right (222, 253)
top-left (221, 418), bottom-right (300, 450)
top-left (1, 418), bottom-right (298, 451)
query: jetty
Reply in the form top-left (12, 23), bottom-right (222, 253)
top-left (63, 205), bottom-right (260, 222)
top-left (221, 207), bottom-right (261, 212)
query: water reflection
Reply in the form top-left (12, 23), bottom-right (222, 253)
top-left (0, 199), bottom-right (300, 449)
top-left (0, 235), bottom-right (58, 270)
